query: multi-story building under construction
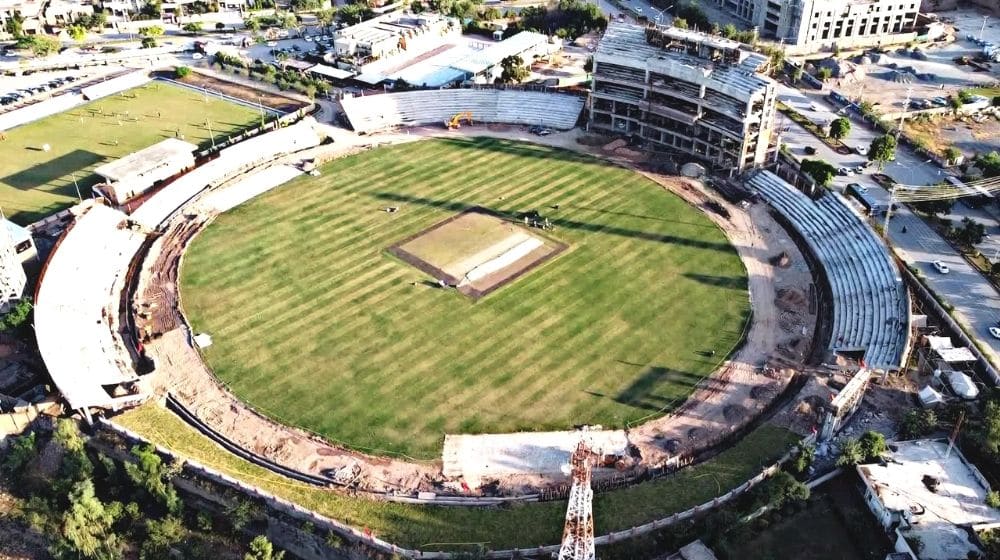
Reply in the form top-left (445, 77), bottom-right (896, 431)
top-left (588, 23), bottom-right (779, 174)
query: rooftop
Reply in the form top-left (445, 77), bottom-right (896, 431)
top-left (93, 138), bottom-right (197, 183)
top-left (858, 439), bottom-right (1000, 560)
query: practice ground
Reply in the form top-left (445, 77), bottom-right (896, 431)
top-left (180, 137), bottom-right (751, 459)
top-left (0, 81), bottom-right (261, 224)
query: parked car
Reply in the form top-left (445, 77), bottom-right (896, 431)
top-left (932, 260), bottom-right (950, 274)
top-left (990, 327), bottom-right (1000, 340)
top-left (847, 182), bottom-right (867, 193)
top-left (855, 145), bottom-right (869, 156)
top-left (837, 167), bottom-right (854, 176)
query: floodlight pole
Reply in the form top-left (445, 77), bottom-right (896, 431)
top-left (258, 94), bottom-right (265, 128)
top-left (207, 118), bottom-right (216, 150)
top-left (981, 16), bottom-right (990, 42)
top-left (72, 173), bottom-right (82, 202)
top-left (882, 183), bottom-right (895, 239)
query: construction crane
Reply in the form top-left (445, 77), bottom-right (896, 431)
top-left (445, 111), bottom-right (473, 130)
top-left (557, 441), bottom-right (595, 560)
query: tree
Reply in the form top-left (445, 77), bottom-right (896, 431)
top-left (2, 431), bottom-right (37, 475)
top-left (245, 535), bottom-right (285, 560)
top-left (913, 197), bottom-right (953, 217)
top-left (792, 444), bottom-right (815, 474)
top-left (50, 481), bottom-right (125, 560)
top-left (675, 0), bottom-right (709, 30)
top-left (868, 134), bottom-right (897, 169)
top-left (836, 438), bottom-right (864, 466)
top-left (800, 159), bottom-right (837, 187)
top-left (949, 96), bottom-right (963, 112)
top-left (977, 151), bottom-right (1000, 179)
top-left (943, 146), bottom-right (961, 164)
top-left (338, 2), bottom-right (371, 25)
top-left (791, 66), bottom-right (803, 83)
top-left (315, 8), bottom-right (336, 27)
top-left (243, 17), bottom-right (261, 32)
top-left (764, 472), bottom-right (810, 508)
top-left (139, 25), bottom-right (165, 37)
top-left (16, 35), bottom-right (60, 57)
top-left (182, 21), bottom-right (203, 33)
top-left (53, 418), bottom-right (86, 454)
top-left (859, 430), bottom-right (888, 461)
top-left (722, 23), bottom-right (737, 39)
top-left (124, 444), bottom-right (181, 514)
top-left (141, 37), bottom-right (157, 48)
top-left (987, 491), bottom-right (1000, 509)
top-left (140, 516), bottom-right (186, 560)
top-left (955, 217), bottom-right (986, 247)
top-left (0, 298), bottom-right (32, 331)
top-left (499, 54), bottom-right (529, 84)
top-left (673, 17), bottom-right (689, 29)
top-left (817, 67), bottom-right (833, 81)
top-left (829, 117), bottom-right (851, 140)
top-left (66, 25), bottom-right (87, 42)
top-left (5, 13), bottom-right (25, 37)
top-left (900, 408), bottom-right (938, 439)
top-left (175, 66), bottom-right (191, 79)
top-left (957, 89), bottom-right (974, 104)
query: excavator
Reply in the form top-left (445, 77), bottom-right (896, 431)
top-left (445, 111), bottom-right (473, 130)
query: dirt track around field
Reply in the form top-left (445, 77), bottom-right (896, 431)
top-left (133, 125), bottom-right (817, 496)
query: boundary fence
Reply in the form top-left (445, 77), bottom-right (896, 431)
top-left (100, 417), bottom-right (811, 558)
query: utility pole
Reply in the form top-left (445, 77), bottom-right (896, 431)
top-left (896, 86), bottom-right (913, 139)
top-left (882, 184), bottom-right (895, 240)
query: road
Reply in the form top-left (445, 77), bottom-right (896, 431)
top-left (777, 84), bottom-right (1000, 366)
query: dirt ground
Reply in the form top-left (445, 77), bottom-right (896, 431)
top-left (170, 70), bottom-right (307, 114)
top-left (0, 482), bottom-right (51, 560)
top-left (131, 124), bottom-right (819, 496)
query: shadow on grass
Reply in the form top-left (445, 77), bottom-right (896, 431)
top-left (2, 149), bottom-right (105, 191)
top-left (371, 192), bottom-right (734, 253)
top-left (683, 273), bottom-right (749, 291)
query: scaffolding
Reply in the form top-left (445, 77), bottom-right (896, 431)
top-left (557, 441), bottom-right (595, 560)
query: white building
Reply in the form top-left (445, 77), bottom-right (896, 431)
top-left (93, 138), bottom-right (198, 206)
top-left (857, 439), bottom-right (1000, 560)
top-left (43, 0), bottom-right (94, 28)
top-left (714, 0), bottom-right (920, 53)
top-left (333, 12), bottom-right (460, 62)
top-left (0, 221), bottom-right (27, 312)
top-left (589, 23), bottom-right (779, 173)
top-left (0, 0), bottom-right (44, 40)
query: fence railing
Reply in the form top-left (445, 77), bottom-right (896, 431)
top-left (99, 417), bottom-right (811, 558)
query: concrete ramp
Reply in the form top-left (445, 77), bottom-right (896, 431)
top-left (442, 429), bottom-right (628, 483)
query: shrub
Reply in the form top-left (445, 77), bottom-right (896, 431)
top-left (175, 66), bottom-right (191, 79)
top-left (988, 490), bottom-right (1000, 509)
top-left (900, 408), bottom-right (938, 439)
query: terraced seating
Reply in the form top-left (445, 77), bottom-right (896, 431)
top-left (748, 171), bottom-right (909, 369)
top-left (340, 90), bottom-right (586, 134)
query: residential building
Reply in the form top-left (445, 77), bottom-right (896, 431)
top-left (714, 0), bottom-right (920, 53)
top-left (333, 12), bottom-right (460, 62)
top-left (43, 0), bottom-right (94, 28)
top-left (0, 0), bottom-right (44, 40)
top-left (589, 23), bottom-right (779, 173)
top-left (0, 221), bottom-right (27, 312)
top-left (857, 439), bottom-right (1000, 560)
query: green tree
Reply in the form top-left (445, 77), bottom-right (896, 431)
top-left (5, 13), bottom-right (25, 37)
top-left (140, 516), bottom-right (186, 560)
top-left (949, 96), bottom-right (963, 111)
top-left (139, 25), bottom-right (165, 37)
top-left (175, 66), bottom-right (191, 79)
top-left (791, 66), bottom-right (803, 83)
top-left (763, 471), bottom-right (810, 508)
top-left (859, 430), bottom-right (888, 461)
top-left (868, 134), bottom-right (897, 169)
top-left (800, 159), bottom-right (837, 186)
top-left (957, 89), bottom-right (974, 103)
top-left (53, 418), bottom-right (86, 454)
top-left (66, 25), bottom-right (87, 42)
top-left (2, 431), bottom-right (37, 475)
top-left (245, 535), bottom-right (285, 560)
top-left (182, 21), bottom-right (203, 33)
top-left (50, 481), bottom-right (125, 560)
top-left (338, 2), bottom-right (371, 25)
top-left (141, 37), bottom-right (157, 48)
top-left (16, 35), bottom-right (61, 57)
top-left (818, 66), bottom-right (833, 81)
top-left (955, 217), bottom-right (986, 247)
top-left (0, 298), bottom-right (32, 332)
top-left (977, 151), bottom-right (1000, 178)
top-left (124, 444), bottom-right (181, 514)
top-left (900, 408), bottom-right (938, 439)
top-left (943, 146), bottom-right (961, 164)
top-left (499, 54), bottom-right (529, 83)
top-left (722, 23), bottom-right (737, 38)
top-left (673, 17), bottom-right (689, 29)
top-left (829, 117), bottom-right (851, 140)
top-left (792, 444), bottom-right (815, 474)
top-left (315, 8), bottom-right (336, 27)
top-left (836, 438), bottom-right (864, 466)
top-left (913, 197), bottom-right (953, 216)
top-left (988, 491), bottom-right (1000, 509)
top-left (243, 17), bottom-right (261, 32)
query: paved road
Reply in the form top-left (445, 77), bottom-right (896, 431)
top-left (778, 88), bottom-right (1000, 366)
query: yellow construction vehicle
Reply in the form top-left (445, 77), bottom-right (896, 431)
top-left (445, 111), bottom-right (473, 130)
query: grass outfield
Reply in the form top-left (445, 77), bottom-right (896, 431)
top-left (181, 138), bottom-right (751, 459)
top-left (0, 81), bottom-right (261, 224)
top-left (114, 403), bottom-right (799, 550)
